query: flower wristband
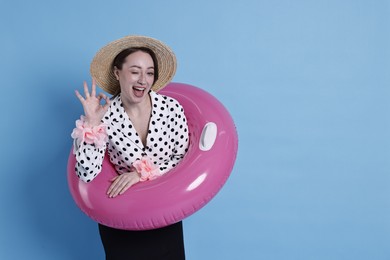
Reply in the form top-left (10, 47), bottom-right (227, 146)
top-left (132, 156), bottom-right (162, 182)
top-left (71, 115), bottom-right (108, 149)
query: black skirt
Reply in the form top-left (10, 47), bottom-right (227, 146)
top-left (98, 221), bottom-right (185, 260)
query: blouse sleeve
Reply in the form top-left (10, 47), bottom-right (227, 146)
top-left (159, 102), bottom-right (189, 175)
top-left (73, 140), bottom-right (107, 182)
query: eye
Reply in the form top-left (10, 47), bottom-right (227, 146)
top-left (147, 72), bottom-right (155, 76)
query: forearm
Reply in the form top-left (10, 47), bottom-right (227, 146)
top-left (73, 140), bottom-right (106, 182)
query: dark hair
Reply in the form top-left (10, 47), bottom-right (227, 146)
top-left (111, 47), bottom-right (159, 98)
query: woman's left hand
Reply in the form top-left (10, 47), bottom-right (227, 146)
top-left (107, 172), bottom-right (140, 198)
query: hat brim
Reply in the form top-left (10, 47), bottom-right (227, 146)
top-left (90, 35), bottom-right (177, 95)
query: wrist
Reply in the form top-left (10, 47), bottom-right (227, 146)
top-left (132, 157), bottom-right (162, 182)
top-left (84, 118), bottom-right (102, 128)
top-left (71, 115), bottom-right (108, 148)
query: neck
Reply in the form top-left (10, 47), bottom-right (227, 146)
top-left (122, 94), bottom-right (152, 118)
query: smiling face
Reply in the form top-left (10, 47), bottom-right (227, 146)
top-left (113, 50), bottom-right (155, 106)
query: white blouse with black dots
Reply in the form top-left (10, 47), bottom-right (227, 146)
top-left (73, 91), bottom-right (189, 183)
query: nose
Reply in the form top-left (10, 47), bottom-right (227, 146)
top-left (138, 73), bottom-right (146, 85)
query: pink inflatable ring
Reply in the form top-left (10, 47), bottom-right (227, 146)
top-left (67, 82), bottom-right (238, 230)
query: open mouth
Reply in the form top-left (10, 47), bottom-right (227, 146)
top-left (133, 86), bottom-right (146, 97)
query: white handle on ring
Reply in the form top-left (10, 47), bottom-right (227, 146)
top-left (199, 122), bottom-right (217, 151)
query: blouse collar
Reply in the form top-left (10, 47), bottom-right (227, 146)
top-left (109, 91), bottom-right (158, 123)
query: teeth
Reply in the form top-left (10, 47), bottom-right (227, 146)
top-left (134, 87), bottom-right (144, 91)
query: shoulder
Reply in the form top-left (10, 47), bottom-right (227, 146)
top-left (109, 95), bottom-right (122, 107)
top-left (151, 91), bottom-right (184, 112)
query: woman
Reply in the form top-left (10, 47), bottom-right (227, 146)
top-left (71, 35), bottom-right (189, 259)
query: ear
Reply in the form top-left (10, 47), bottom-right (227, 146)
top-left (113, 66), bottom-right (120, 80)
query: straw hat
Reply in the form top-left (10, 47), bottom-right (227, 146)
top-left (90, 35), bottom-right (177, 95)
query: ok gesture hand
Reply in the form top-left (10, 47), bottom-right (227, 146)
top-left (75, 80), bottom-right (111, 127)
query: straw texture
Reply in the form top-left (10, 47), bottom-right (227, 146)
top-left (90, 35), bottom-right (177, 95)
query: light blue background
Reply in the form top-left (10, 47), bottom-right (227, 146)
top-left (1, 0), bottom-right (389, 259)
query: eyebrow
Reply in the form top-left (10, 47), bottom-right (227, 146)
top-left (129, 65), bottom-right (154, 70)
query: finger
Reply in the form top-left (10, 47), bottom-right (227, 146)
top-left (105, 95), bottom-right (111, 104)
top-left (98, 92), bottom-right (107, 100)
top-left (109, 177), bottom-right (127, 197)
top-left (74, 90), bottom-right (85, 103)
top-left (91, 80), bottom-right (96, 97)
top-left (108, 173), bottom-right (139, 197)
top-left (102, 96), bottom-right (111, 110)
top-left (119, 180), bottom-right (135, 195)
top-left (97, 93), bottom-right (105, 102)
top-left (110, 184), bottom-right (123, 198)
top-left (107, 181), bottom-right (120, 197)
top-left (107, 176), bottom-right (119, 194)
top-left (118, 173), bottom-right (139, 195)
top-left (83, 81), bottom-right (90, 98)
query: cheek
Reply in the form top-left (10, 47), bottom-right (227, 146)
top-left (148, 75), bottom-right (155, 84)
top-left (119, 73), bottom-right (136, 83)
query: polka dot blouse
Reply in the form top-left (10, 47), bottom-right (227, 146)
top-left (73, 91), bottom-right (189, 183)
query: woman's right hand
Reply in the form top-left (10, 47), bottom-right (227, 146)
top-left (75, 79), bottom-right (111, 127)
